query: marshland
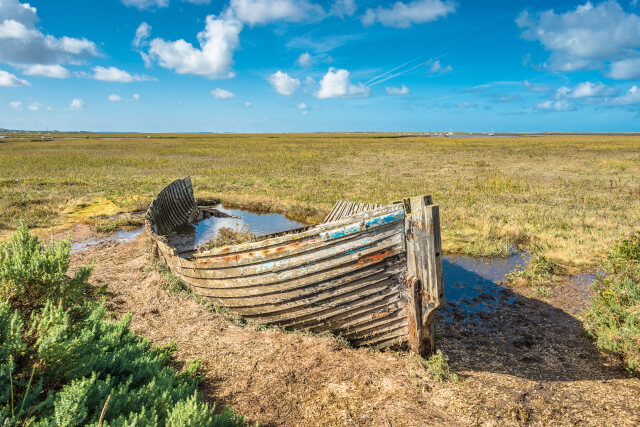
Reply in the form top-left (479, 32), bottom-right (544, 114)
top-left (1, 132), bottom-right (639, 425)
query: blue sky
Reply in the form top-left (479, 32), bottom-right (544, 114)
top-left (0, 0), bottom-right (639, 132)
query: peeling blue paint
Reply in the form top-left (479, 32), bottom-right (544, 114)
top-left (320, 210), bottom-right (404, 241)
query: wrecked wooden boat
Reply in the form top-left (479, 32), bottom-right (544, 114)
top-left (146, 177), bottom-right (444, 356)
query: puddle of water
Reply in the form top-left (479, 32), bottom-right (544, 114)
top-left (194, 204), bottom-right (308, 247)
top-left (71, 227), bottom-right (144, 253)
top-left (442, 253), bottom-right (528, 315)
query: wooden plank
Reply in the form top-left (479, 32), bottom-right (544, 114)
top-left (405, 195), bottom-right (443, 357)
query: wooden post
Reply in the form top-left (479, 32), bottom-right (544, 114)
top-left (404, 195), bottom-right (444, 356)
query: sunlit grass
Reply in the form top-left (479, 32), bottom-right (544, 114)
top-left (1, 132), bottom-right (639, 269)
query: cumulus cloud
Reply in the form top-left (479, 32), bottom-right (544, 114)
top-left (0, 0), bottom-right (98, 66)
top-left (607, 85), bottom-right (640, 106)
top-left (133, 93), bottom-right (141, 101)
top-left (425, 59), bottom-right (452, 74)
top-left (386, 84), bottom-right (410, 95)
top-left (28, 102), bottom-right (41, 111)
top-left (244, 101), bottom-right (251, 107)
top-left (609, 57), bottom-right (640, 80)
top-left (268, 71), bottom-right (300, 96)
top-left (556, 81), bottom-right (616, 99)
top-left (362, 0), bottom-right (455, 28)
top-left (210, 88), bottom-right (235, 99)
top-left (69, 98), bottom-right (85, 110)
top-left (22, 64), bottom-right (70, 78)
top-left (314, 67), bottom-right (370, 99)
top-left (296, 52), bottom-right (314, 67)
top-left (517, 2), bottom-right (640, 75)
top-left (0, 69), bottom-right (30, 86)
top-left (147, 15), bottom-right (241, 79)
top-left (108, 94), bottom-right (122, 102)
top-left (132, 22), bottom-right (151, 48)
top-left (536, 99), bottom-right (574, 111)
top-left (9, 101), bottom-right (22, 110)
top-left (225, 0), bottom-right (324, 26)
top-left (330, 0), bottom-right (356, 17)
top-left (92, 66), bottom-right (153, 82)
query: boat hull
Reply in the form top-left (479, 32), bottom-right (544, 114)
top-left (146, 177), bottom-right (444, 356)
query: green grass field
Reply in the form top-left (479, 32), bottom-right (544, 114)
top-left (1, 133), bottom-right (639, 270)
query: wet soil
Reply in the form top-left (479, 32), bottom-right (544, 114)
top-left (61, 226), bottom-right (640, 426)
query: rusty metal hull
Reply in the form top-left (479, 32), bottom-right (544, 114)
top-left (146, 177), bottom-right (444, 355)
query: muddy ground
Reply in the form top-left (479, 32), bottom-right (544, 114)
top-left (61, 225), bottom-right (639, 426)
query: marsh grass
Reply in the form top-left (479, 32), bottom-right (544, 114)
top-left (585, 231), bottom-right (640, 375)
top-left (2, 133), bottom-right (640, 270)
top-left (201, 226), bottom-right (256, 249)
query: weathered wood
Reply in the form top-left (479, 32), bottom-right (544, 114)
top-left (146, 178), bottom-right (444, 352)
top-left (403, 196), bottom-right (444, 357)
top-left (323, 200), bottom-right (383, 223)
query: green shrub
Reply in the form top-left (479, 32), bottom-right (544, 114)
top-left (585, 231), bottom-right (640, 375)
top-left (0, 226), bottom-right (244, 426)
top-left (415, 350), bottom-right (458, 384)
top-left (0, 225), bottom-right (92, 311)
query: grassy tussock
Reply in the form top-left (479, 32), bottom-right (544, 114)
top-left (507, 249), bottom-right (566, 294)
top-left (201, 226), bottom-right (256, 249)
top-left (585, 232), bottom-right (640, 375)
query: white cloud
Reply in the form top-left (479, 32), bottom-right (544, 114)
top-left (330, 0), bottom-right (356, 17)
top-left (133, 93), bottom-right (141, 101)
top-left (244, 101), bottom-right (251, 107)
top-left (92, 66), bottom-right (153, 82)
top-left (108, 94), bottom-right (122, 102)
top-left (607, 85), bottom-right (640, 106)
top-left (22, 64), bottom-right (70, 78)
top-left (210, 88), bottom-right (235, 99)
top-left (0, 69), bottom-right (30, 86)
top-left (268, 71), bottom-right (300, 96)
top-left (132, 22), bottom-right (151, 48)
top-left (28, 102), bottom-right (41, 111)
top-left (458, 102), bottom-right (477, 109)
top-left (536, 99), bottom-right (573, 111)
top-left (517, 2), bottom-right (640, 74)
top-left (122, 0), bottom-right (210, 9)
top-left (523, 80), bottom-right (551, 92)
top-left (609, 57), bottom-right (640, 80)
top-left (69, 98), bottom-right (85, 110)
top-left (0, 0), bottom-right (98, 66)
top-left (362, 0), bottom-right (455, 28)
top-left (225, 0), bottom-right (324, 26)
top-left (556, 81), bottom-right (615, 99)
top-left (9, 101), bottom-right (22, 110)
top-left (296, 52), bottom-right (314, 67)
top-left (386, 84), bottom-right (410, 95)
top-left (147, 15), bottom-right (242, 79)
top-left (297, 102), bottom-right (308, 109)
top-left (314, 67), bottom-right (370, 99)
top-left (122, 0), bottom-right (169, 9)
top-left (426, 59), bottom-right (452, 74)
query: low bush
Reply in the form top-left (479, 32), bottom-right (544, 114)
top-left (0, 226), bottom-right (244, 425)
top-left (585, 232), bottom-right (640, 375)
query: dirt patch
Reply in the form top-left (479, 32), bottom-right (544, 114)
top-left (64, 226), bottom-right (640, 426)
